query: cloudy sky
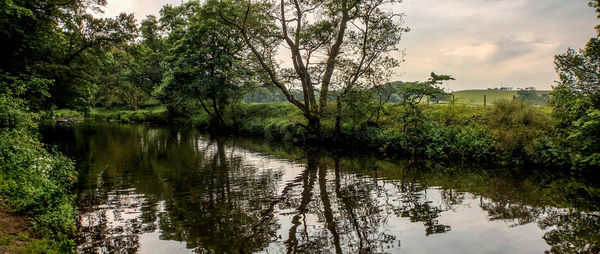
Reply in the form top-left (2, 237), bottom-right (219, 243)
top-left (101, 0), bottom-right (597, 91)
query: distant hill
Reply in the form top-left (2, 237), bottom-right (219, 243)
top-left (452, 89), bottom-right (551, 105)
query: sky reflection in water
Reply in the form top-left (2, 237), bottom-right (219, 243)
top-left (41, 122), bottom-right (600, 254)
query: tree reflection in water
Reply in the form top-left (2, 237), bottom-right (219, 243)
top-left (153, 138), bottom-right (281, 253)
top-left (40, 122), bottom-right (600, 254)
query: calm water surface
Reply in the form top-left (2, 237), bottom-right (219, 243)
top-left (41, 121), bottom-right (600, 254)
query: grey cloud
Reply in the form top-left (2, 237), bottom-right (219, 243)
top-left (398, 0), bottom-right (597, 90)
top-left (489, 37), bottom-right (536, 62)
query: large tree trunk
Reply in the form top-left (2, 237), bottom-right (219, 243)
top-left (212, 100), bottom-right (227, 127)
top-left (131, 94), bottom-right (140, 111)
top-left (334, 96), bottom-right (343, 139)
top-left (305, 114), bottom-right (321, 142)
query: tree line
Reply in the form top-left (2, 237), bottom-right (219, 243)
top-left (0, 0), bottom-right (599, 250)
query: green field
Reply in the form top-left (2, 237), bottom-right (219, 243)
top-left (452, 89), bottom-right (551, 105)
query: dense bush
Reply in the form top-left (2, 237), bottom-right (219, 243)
top-left (0, 97), bottom-right (77, 252)
top-left (333, 119), bottom-right (496, 163)
top-left (485, 100), bottom-right (552, 165)
top-left (421, 123), bottom-right (496, 162)
top-left (530, 135), bottom-right (571, 170)
top-left (550, 85), bottom-right (600, 173)
top-left (0, 96), bottom-right (37, 133)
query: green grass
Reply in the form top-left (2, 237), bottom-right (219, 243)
top-left (52, 109), bottom-right (83, 118)
top-left (90, 105), bottom-right (167, 116)
top-left (88, 106), bottom-right (169, 124)
top-left (452, 89), bottom-right (551, 105)
top-left (0, 230), bottom-right (61, 254)
top-left (18, 238), bottom-right (63, 254)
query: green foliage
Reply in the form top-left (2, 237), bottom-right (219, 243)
top-left (0, 96), bottom-right (37, 133)
top-left (0, 0), bottom-right (137, 111)
top-left (393, 73), bottom-right (452, 133)
top-left (245, 87), bottom-right (305, 103)
top-left (0, 130), bottom-right (76, 242)
top-left (94, 47), bottom-right (140, 110)
top-left (337, 85), bottom-right (380, 128)
top-left (550, 1), bottom-right (600, 173)
top-left (421, 123), bottom-right (496, 161)
top-left (517, 87), bottom-right (545, 104)
top-left (235, 103), bottom-right (305, 141)
top-left (425, 103), bottom-right (490, 127)
top-left (159, 1), bottom-right (254, 126)
top-left (0, 73), bottom-right (52, 111)
top-left (0, 93), bottom-right (77, 252)
top-left (90, 106), bottom-right (169, 124)
top-left (94, 15), bottom-right (166, 111)
top-left (19, 238), bottom-right (65, 254)
top-left (487, 100), bottom-right (551, 157)
top-left (336, 121), bottom-right (496, 162)
top-left (396, 73), bottom-right (452, 107)
top-left (53, 109), bottom-right (83, 118)
top-left (531, 135), bottom-right (571, 170)
top-left (0, 130), bottom-right (77, 252)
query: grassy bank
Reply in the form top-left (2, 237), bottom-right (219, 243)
top-left (1, 97), bottom-right (77, 253)
top-left (55, 100), bottom-right (572, 171)
top-left (0, 208), bottom-right (64, 254)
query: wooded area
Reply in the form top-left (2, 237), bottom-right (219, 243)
top-left (0, 0), bottom-right (599, 252)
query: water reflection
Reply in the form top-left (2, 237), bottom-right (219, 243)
top-left (41, 122), bottom-right (600, 254)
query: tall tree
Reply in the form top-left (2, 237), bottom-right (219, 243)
top-left (550, 0), bottom-right (600, 172)
top-left (160, 1), bottom-right (255, 126)
top-left (130, 15), bottom-right (166, 97)
top-left (50, 12), bottom-right (138, 110)
top-left (0, 0), bottom-right (137, 111)
top-left (219, 0), bottom-right (407, 139)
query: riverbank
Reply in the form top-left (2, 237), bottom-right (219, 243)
top-left (0, 207), bottom-right (30, 253)
top-left (1, 98), bottom-right (78, 253)
top-left (0, 129), bottom-right (77, 253)
top-left (0, 207), bottom-right (61, 254)
top-left (52, 100), bottom-right (580, 173)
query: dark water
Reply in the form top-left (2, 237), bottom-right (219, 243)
top-left (40, 121), bottom-right (600, 254)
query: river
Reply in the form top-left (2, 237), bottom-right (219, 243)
top-left (40, 121), bottom-right (600, 254)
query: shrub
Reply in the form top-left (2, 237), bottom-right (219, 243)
top-left (0, 130), bottom-right (77, 251)
top-left (0, 96), bottom-right (37, 133)
top-left (531, 135), bottom-right (571, 170)
top-left (421, 122), bottom-right (496, 162)
top-left (0, 97), bottom-right (77, 252)
top-left (487, 100), bottom-right (551, 159)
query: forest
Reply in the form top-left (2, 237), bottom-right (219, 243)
top-left (0, 0), bottom-right (599, 252)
